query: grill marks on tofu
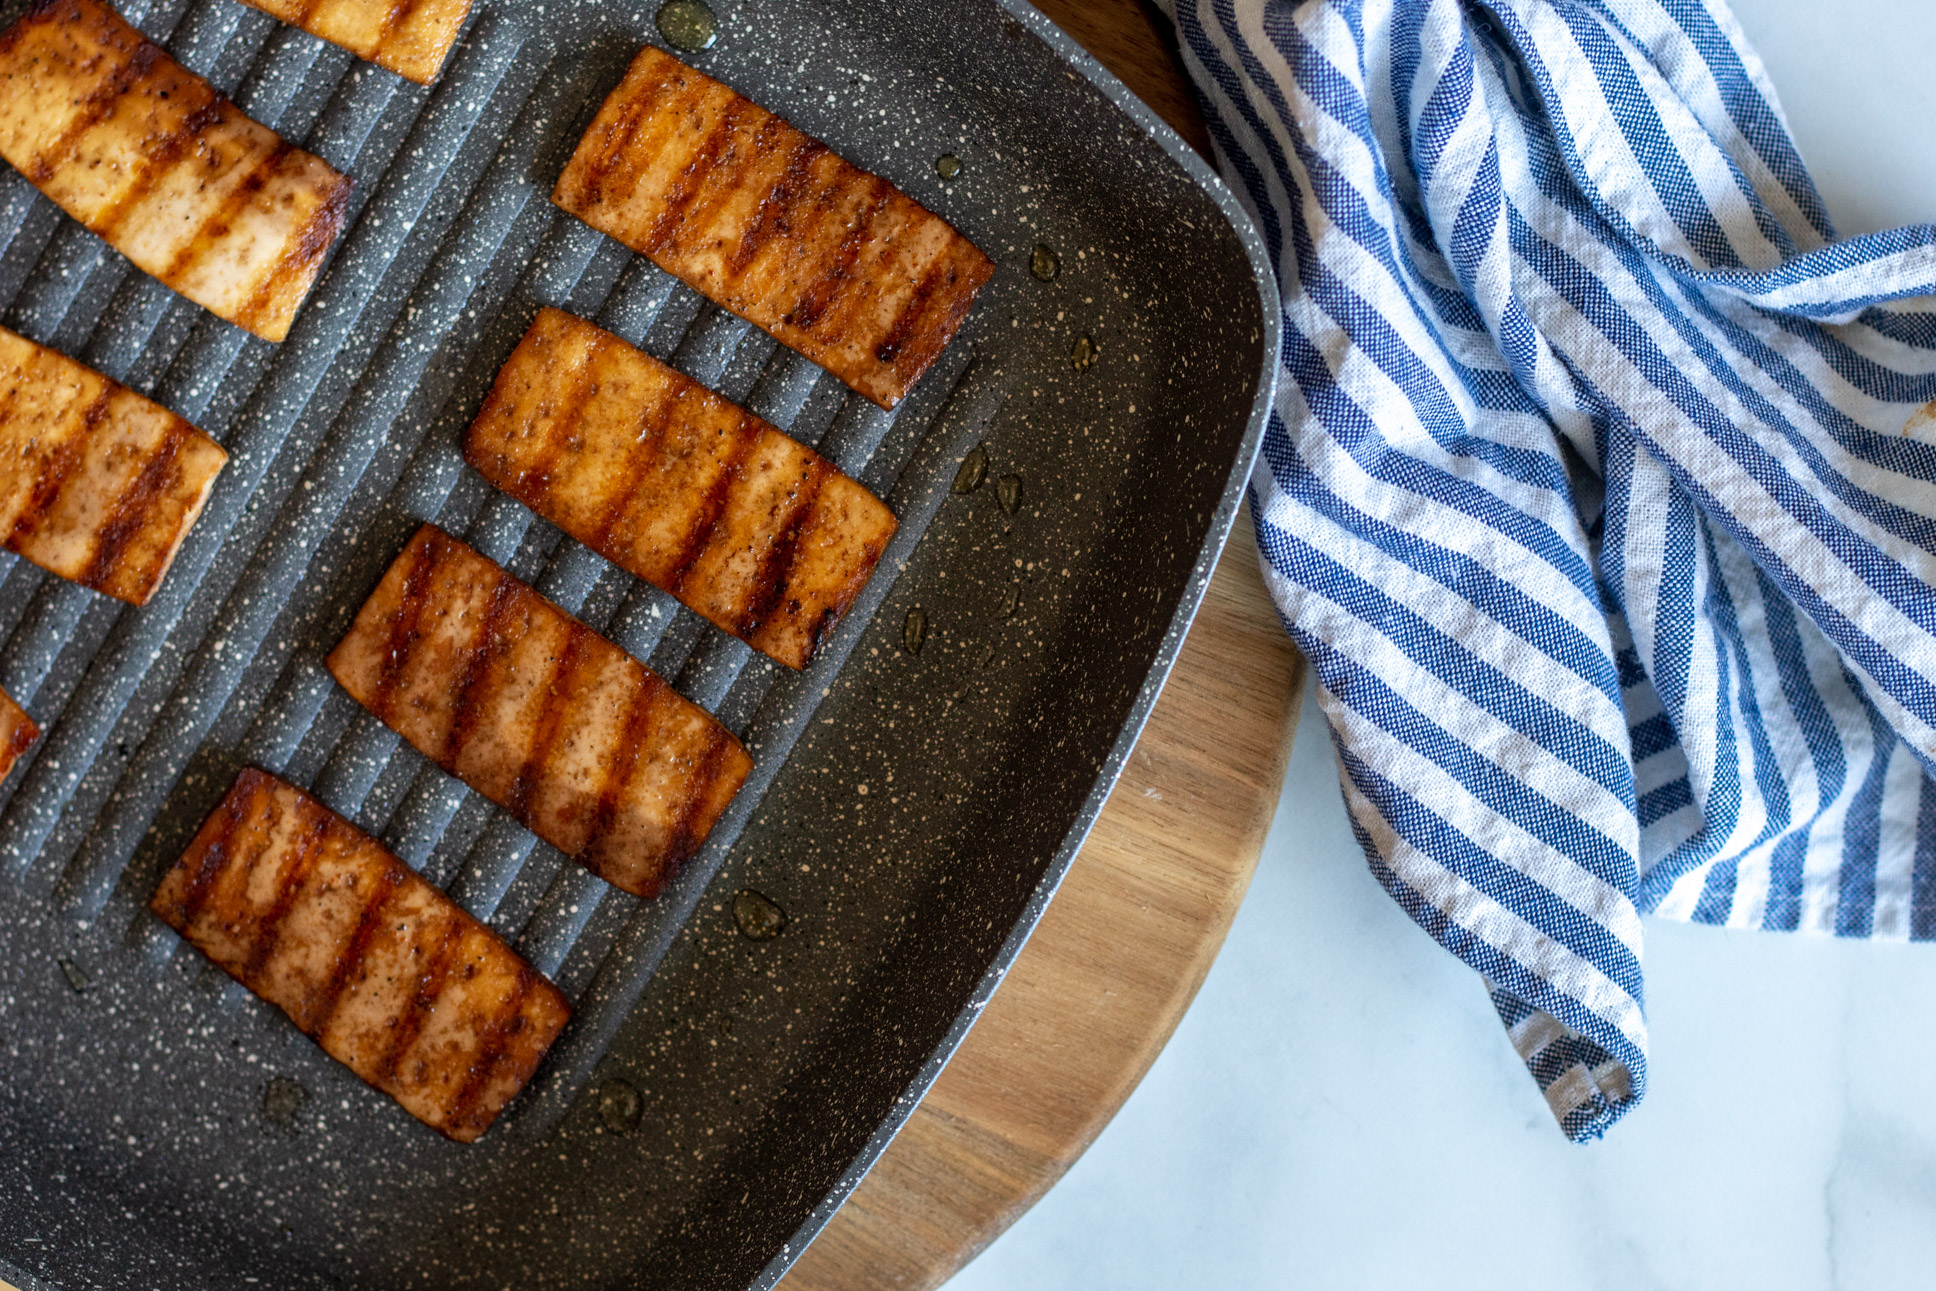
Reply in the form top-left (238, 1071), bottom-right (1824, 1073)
top-left (0, 685), bottom-right (36, 783)
top-left (0, 0), bottom-right (351, 342)
top-left (0, 327), bottom-right (226, 604)
top-left (552, 46), bottom-right (993, 410)
top-left (150, 768), bottom-right (571, 1143)
top-left (326, 525), bottom-right (753, 898)
top-left (239, 0), bottom-right (473, 85)
top-left (465, 309), bottom-right (898, 672)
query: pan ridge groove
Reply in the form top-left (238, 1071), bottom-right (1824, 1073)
top-left (0, 5), bottom-right (1279, 1287)
top-left (5, 18), bottom-right (538, 903)
top-left (8, 22), bottom-right (991, 1057)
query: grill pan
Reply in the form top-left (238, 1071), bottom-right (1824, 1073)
top-left (0, 0), bottom-right (1279, 1286)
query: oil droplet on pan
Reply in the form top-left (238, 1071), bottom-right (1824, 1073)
top-left (953, 444), bottom-right (988, 494)
top-left (903, 607), bottom-right (928, 655)
top-left (997, 475), bottom-right (1022, 514)
top-left (936, 153), bottom-right (962, 180)
top-left (734, 889), bottom-right (787, 941)
top-left (596, 1078), bottom-right (644, 1133)
top-left (1030, 244), bottom-right (1059, 281)
top-left (262, 1076), bottom-right (308, 1134)
top-left (1071, 334), bottom-right (1098, 370)
top-left (656, 0), bottom-right (718, 52)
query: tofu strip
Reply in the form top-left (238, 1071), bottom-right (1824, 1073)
top-left (151, 768), bottom-right (571, 1143)
top-left (466, 309), bottom-right (899, 671)
top-left (552, 46), bottom-right (993, 410)
top-left (0, 0), bottom-right (352, 342)
top-left (240, 0), bottom-right (473, 86)
top-left (327, 524), bottom-right (753, 898)
top-left (0, 326), bottom-right (226, 604)
top-left (0, 684), bottom-right (37, 783)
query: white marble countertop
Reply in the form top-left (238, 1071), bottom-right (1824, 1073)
top-left (949, 2), bottom-right (1936, 1285)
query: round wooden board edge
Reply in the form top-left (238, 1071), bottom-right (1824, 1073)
top-left (782, 510), bottom-right (1303, 1290)
top-left (779, 6), bottom-right (1303, 1287)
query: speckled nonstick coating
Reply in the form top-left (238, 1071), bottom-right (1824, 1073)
top-left (0, 0), bottom-right (1279, 1287)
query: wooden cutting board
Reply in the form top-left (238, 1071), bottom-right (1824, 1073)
top-left (779, 4), bottom-right (1306, 1286)
top-left (0, 9), bottom-right (1298, 1291)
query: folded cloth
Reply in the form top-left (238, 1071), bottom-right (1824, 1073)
top-left (1163, 0), bottom-right (1936, 1140)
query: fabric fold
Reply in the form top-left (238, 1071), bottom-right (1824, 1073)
top-left (1170, 0), bottom-right (1936, 1138)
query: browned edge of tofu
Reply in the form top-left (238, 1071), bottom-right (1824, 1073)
top-left (239, 0), bottom-right (475, 85)
top-left (464, 307), bottom-right (900, 671)
top-left (551, 45), bottom-right (994, 410)
top-left (0, 0), bottom-right (352, 342)
top-left (0, 683), bottom-right (38, 783)
top-left (150, 767), bottom-right (572, 1143)
top-left (0, 326), bottom-right (228, 604)
top-left (324, 523), bottom-right (754, 898)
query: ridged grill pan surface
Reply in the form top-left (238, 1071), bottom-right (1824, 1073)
top-left (0, 1), bottom-right (1279, 1286)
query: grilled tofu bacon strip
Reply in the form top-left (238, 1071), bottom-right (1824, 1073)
top-left (466, 309), bottom-right (898, 672)
top-left (0, 0), bottom-right (351, 342)
top-left (0, 686), bottom-right (37, 783)
top-left (151, 768), bottom-right (571, 1143)
top-left (553, 46), bottom-right (993, 410)
top-left (0, 327), bottom-right (226, 604)
top-left (327, 525), bottom-right (753, 898)
top-left (239, 0), bottom-right (473, 85)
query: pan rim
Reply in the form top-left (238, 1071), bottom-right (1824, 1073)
top-left (0, 0), bottom-right (1285, 1283)
top-left (745, 2), bottom-right (1285, 1287)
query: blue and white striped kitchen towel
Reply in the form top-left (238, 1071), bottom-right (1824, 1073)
top-left (1163, 0), bottom-right (1936, 1140)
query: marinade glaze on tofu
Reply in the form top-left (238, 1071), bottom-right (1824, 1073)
top-left (0, 685), bottom-right (36, 783)
top-left (0, 326), bottom-right (226, 605)
top-left (327, 525), bottom-right (753, 898)
top-left (466, 308), bottom-right (899, 671)
top-left (150, 768), bottom-right (571, 1143)
top-left (552, 46), bottom-right (994, 410)
top-left (239, 0), bottom-right (474, 85)
top-left (0, 0), bottom-right (352, 342)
